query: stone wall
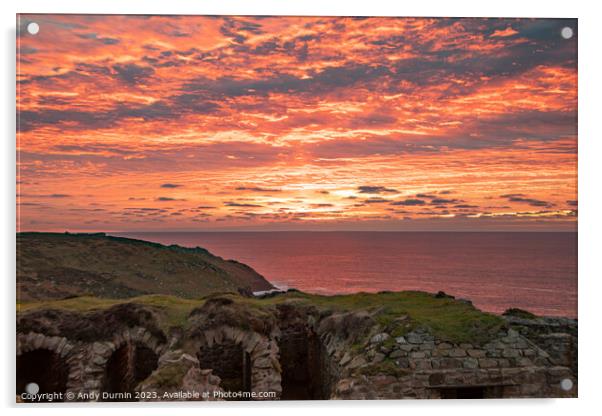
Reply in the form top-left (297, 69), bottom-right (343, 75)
top-left (16, 299), bottom-right (577, 401)
top-left (331, 327), bottom-right (576, 399)
top-left (504, 315), bottom-right (578, 374)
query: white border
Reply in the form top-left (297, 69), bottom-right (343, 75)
top-left (2, 1), bottom-right (601, 415)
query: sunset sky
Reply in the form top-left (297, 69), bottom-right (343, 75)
top-left (17, 15), bottom-right (577, 231)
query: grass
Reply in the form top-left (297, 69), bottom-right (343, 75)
top-left (18, 294), bottom-right (203, 329)
top-left (18, 290), bottom-right (505, 345)
top-left (242, 290), bottom-right (505, 344)
top-left (17, 232), bottom-right (273, 302)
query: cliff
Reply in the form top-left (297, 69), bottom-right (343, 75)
top-left (17, 232), bottom-right (273, 301)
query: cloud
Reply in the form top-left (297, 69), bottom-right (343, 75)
top-left (363, 198), bottom-right (390, 204)
top-left (431, 198), bottom-right (460, 204)
top-left (19, 193), bottom-right (71, 198)
top-left (235, 186), bottom-right (281, 192)
top-left (501, 194), bottom-right (554, 208)
top-left (224, 201), bottom-right (263, 207)
top-left (77, 32), bottom-right (120, 45)
top-left (112, 63), bottom-right (155, 85)
top-left (357, 186), bottom-right (398, 194)
top-left (155, 196), bottom-right (186, 202)
top-left (490, 27), bottom-right (519, 38)
top-left (391, 199), bottom-right (426, 206)
top-left (160, 183), bottom-right (182, 188)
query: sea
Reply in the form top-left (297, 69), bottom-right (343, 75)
top-left (113, 231), bottom-right (577, 318)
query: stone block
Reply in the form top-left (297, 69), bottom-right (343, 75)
top-left (370, 333), bottom-right (390, 344)
top-left (463, 358), bottom-right (479, 369)
top-left (467, 349), bottom-right (486, 358)
top-left (478, 358), bottom-right (498, 368)
top-left (406, 333), bottom-right (423, 344)
top-left (502, 349), bottom-right (519, 358)
top-left (449, 348), bottom-right (467, 357)
top-left (390, 349), bottom-right (407, 358)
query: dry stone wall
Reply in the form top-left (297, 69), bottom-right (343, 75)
top-left (16, 299), bottom-right (577, 401)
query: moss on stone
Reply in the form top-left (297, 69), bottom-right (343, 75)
top-left (141, 360), bottom-right (189, 389)
top-left (353, 359), bottom-right (410, 378)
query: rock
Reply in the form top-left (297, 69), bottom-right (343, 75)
top-left (406, 333), bottom-right (423, 344)
top-left (411, 359), bottom-right (432, 370)
top-left (91, 342), bottom-right (112, 356)
top-left (448, 348), bottom-right (467, 358)
top-left (347, 355), bottom-right (367, 369)
top-left (336, 379), bottom-right (353, 394)
top-left (395, 336), bottom-right (407, 344)
top-left (439, 358), bottom-right (462, 369)
top-left (435, 291), bottom-right (454, 299)
top-left (370, 333), bottom-right (390, 344)
top-left (522, 348), bottom-right (536, 357)
top-left (516, 357), bottom-right (533, 367)
top-left (396, 358), bottom-right (410, 368)
top-left (372, 353), bottom-right (385, 364)
top-left (467, 349), bottom-right (486, 358)
top-left (479, 358), bottom-right (498, 368)
top-left (502, 349), bottom-right (520, 358)
top-left (389, 349), bottom-right (407, 358)
top-left (463, 358), bottom-right (479, 369)
top-left (339, 352), bottom-right (352, 366)
top-left (253, 356), bottom-right (273, 369)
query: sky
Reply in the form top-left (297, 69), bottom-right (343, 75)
top-left (17, 15), bottom-right (577, 232)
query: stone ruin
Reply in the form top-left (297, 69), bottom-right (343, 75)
top-left (16, 296), bottom-right (577, 401)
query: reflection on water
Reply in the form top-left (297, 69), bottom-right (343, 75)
top-left (114, 231), bottom-right (577, 317)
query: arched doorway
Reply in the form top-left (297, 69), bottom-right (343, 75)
top-left (16, 349), bottom-right (68, 401)
top-left (198, 338), bottom-right (252, 398)
top-left (102, 342), bottom-right (158, 401)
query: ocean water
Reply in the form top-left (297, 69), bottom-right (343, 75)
top-left (114, 232), bottom-right (577, 317)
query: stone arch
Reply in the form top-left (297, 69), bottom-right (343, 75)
top-left (82, 326), bottom-right (166, 401)
top-left (197, 326), bottom-right (282, 400)
top-left (16, 332), bottom-right (78, 401)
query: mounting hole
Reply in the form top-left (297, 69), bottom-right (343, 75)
top-left (561, 27), bottom-right (573, 40)
top-left (27, 22), bottom-right (40, 35)
top-left (560, 378), bottom-right (573, 391)
top-left (25, 382), bottom-right (39, 395)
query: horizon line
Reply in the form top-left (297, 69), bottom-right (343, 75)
top-left (18, 229), bottom-right (578, 234)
